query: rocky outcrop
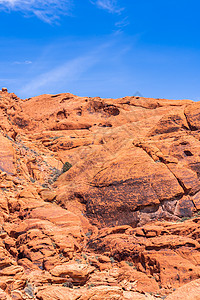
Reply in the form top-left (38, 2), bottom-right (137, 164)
top-left (166, 278), bottom-right (200, 300)
top-left (0, 89), bottom-right (200, 298)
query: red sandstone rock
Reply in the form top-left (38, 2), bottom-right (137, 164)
top-left (0, 91), bottom-right (200, 298)
top-left (166, 278), bottom-right (200, 300)
top-left (50, 261), bottom-right (95, 284)
top-left (36, 285), bottom-right (80, 299)
top-left (0, 133), bottom-right (15, 175)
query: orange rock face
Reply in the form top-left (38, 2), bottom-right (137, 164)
top-left (0, 133), bottom-right (15, 175)
top-left (0, 90), bottom-right (200, 298)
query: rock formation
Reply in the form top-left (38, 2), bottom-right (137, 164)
top-left (0, 89), bottom-right (200, 298)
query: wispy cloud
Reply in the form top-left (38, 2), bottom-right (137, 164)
top-left (115, 17), bottom-right (129, 29)
top-left (19, 40), bottom-right (117, 97)
top-left (20, 52), bottom-right (99, 97)
top-left (0, 0), bottom-right (72, 23)
top-left (13, 60), bottom-right (32, 65)
top-left (0, 0), bottom-right (126, 24)
top-left (91, 0), bottom-right (123, 14)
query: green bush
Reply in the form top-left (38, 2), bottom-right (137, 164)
top-left (110, 257), bottom-right (115, 264)
top-left (62, 162), bottom-right (72, 173)
top-left (125, 261), bottom-right (134, 267)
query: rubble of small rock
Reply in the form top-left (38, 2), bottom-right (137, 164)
top-left (0, 89), bottom-right (200, 299)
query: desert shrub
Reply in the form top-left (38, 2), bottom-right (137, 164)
top-left (110, 257), bottom-right (115, 263)
top-left (24, 283), bottom-right (34, 298)
top-left (48, 162), bottom-right (72, 184)
top-left (52, 169), bottom-right (61, 182)
top-left (62, 281), bottom-right (73, 288)
top-left (88, 283), bottom-right (94, 289)
top-left (125, 261), bottom-right (133, 267)
top-left (52, 242), bottom-right (56, 249)
top-left (62, 162), bottom-right (72, 173)
top-left (85, 231), bottom-right (92, 237)
top-left (181, 217), bottom-right (191, 222)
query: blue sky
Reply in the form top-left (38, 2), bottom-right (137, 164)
top-left (0, 0), bottom-right (200, 100)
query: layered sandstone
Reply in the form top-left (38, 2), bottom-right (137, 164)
top-left (0, 89), bottom-right (200, 298)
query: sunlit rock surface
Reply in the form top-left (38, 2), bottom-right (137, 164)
top-left (0, 89), bottom-right (200, 298)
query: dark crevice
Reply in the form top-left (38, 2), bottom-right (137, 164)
top-left (134, 142), bottom-right (189, 196)
top-left (181, 125), bottom-right (190, 131)
top-left (184, 111), bottom-right (197, 131)
top-left (91, 178), bottom-right (141, 188)
top-left (180, 141), bottom-right (189, 145)
top-left (133, 143), bottom-right (155, 162)
top-left (121, 103), bottom-right (159, 110)
top-left (58, 144), bottom-right (80, 151)
top-left (51, 94), bottom-right (62, 98)
top-left (175, 178), bottom-right (191, 195)
top-left (191, 188), bottom-right (200, 197)
top-left (191, 199), bottom-right (199, 211)
top-left (18, 251), bottom-right (26, 260)
top-left (184, 150), bottom-right (193, 157)
top-left (74, 192), bottom-right (87, 204)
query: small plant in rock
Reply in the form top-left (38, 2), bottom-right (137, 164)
top-left (52, 242), bottom-right (56, 249)
top-left (5, 134), bottom-right (13, 141)
top-left (82, 253), bottom-right (87, 260)
top-left (53, 136), bottom-right (64, 140)
top-left (1, 187), bottom-right (8, 191)
top-left (62, 162), bottom-right (72, 173)
top-left (62, 281), bottom-right (73, 288)
top-left (179, 216), bottom-right (191, 222)
top-left (42, 183), bottom-right (49, 188)
top-left (24, 283), bottom-right (34, 298)
top-left (50, 168), bottom-right (61, 182)
top-left (85, 231), bottom-right (92, 238)
top-left (110, 257), bottom-right (115, 264)
top-left (125, 261), bottom-right (134, 267)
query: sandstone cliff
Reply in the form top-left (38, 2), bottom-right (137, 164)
top-left (0, 89), bottom-right (200, 299)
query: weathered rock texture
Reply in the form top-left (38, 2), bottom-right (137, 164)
top-left (0, 89), bottom-right (200, 298)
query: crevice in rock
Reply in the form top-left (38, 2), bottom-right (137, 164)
top-left (121, 103), bottom-right (159, 110)
top-left (90, 177), bottom-right (141, 188)
top-left (184, 110), bottom-right (197, 131)
top-left (191, 198), bottom-right (199, 212)
top-left (184, 150), bottom-right (193, 157)
top-left (74, 192), bottom-right (87, 204)
top-left (134, 142), bottom-right (189, 196)
top-left (174, 177), bottom-right (191, 195)
top-left (187, 186), bottom-right (200, 197)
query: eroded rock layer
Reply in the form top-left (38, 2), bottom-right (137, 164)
top-left (0, 89), bottom-right (200, 299)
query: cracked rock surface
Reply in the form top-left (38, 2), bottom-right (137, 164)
top-left (0, 90), bottom-right (200, 298)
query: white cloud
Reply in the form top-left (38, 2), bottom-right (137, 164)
top-left (13, 60), bottom-right (32, 65)
top-left (91, 0), bottom-right (123, 14)
top-left (20, 53), bottom-right (99, 96)
top-left (0, 0), bottom-right (72, 23)
top-left (19, 40), bottom-right (115, 97)
top-left (0, 0), bottom-right (125, 23)
top-left (115, 17), bottom-right (129, 28)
